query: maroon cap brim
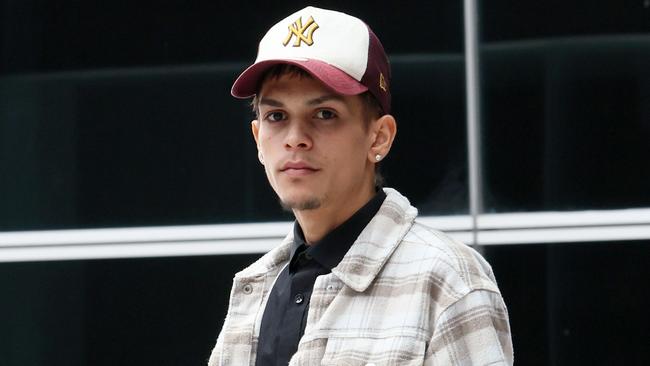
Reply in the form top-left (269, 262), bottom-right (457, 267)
top-left (231, 59), bottom-right (368, 98)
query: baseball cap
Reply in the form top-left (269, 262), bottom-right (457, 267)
top-left (231, 6), bottom-right (391, 114)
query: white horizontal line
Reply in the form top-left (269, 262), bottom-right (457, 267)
top-left (478, 208), bottom-right (650, 229)
top-left (0, 239), bottom-right (278, 263)
top-left (0, 222), bottom-right (293, 247)
top-left (1, 208), bottom-right (650, 262)
top-left (0, 216), bottom-right (472, 247)
top-left (479, 225), bottom-right (650, 245)
top-left (0, 231), bottom-right (472, 263)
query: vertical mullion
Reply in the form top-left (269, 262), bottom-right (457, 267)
top-left (463, 0), bottom-right (483, 247)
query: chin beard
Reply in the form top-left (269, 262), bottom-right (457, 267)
top-left (280, 197), bottom-right (322, 211)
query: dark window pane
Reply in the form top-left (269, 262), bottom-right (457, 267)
top-left (4, 240), bottom-right (648, 366)
top-left (0, 254), bottom-right (260, 366)
top-left (388, 56), bottom-right (468, 215)
top-left (481, 1), bottom-right (649, 42)
top-left (1, 1), bottom-right (462, 74)
top-left (485, 240), bottom-right (650, 366)
top-left (480, 1), bottom-right (650, 211)
top-left (1, 1), bottom-right (467, 230)
top-left (0, 67), bottom-right (288, 230)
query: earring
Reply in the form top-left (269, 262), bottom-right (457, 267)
top-left (375, 154), bottom-right (382, 162)
top-left (258, 151), bottom-right (264, 164)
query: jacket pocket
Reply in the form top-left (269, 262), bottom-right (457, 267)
top-left (320, 335), bottom-right (425, 366)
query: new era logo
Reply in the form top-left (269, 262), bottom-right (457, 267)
top-left (283, 16), bottom-right (319, 47)
top-left (379, 73), bottom-right (388, 92)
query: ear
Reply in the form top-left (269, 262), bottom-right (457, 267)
top-left (368, 114), bottom-right (397, 163)
top-left (251, 120), bottom-right (265, 164)
top-left (251, 119), bottom-right (260, 148)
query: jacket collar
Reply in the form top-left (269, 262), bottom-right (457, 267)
top-left (234, 188), bottom-right (418, 291)
top-left (234, 235), bottom-right (293, 279)
top-left (332, 188), bottom-right (418, 292)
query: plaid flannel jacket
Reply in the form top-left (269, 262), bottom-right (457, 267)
top-left (208, 188), bottom-right (513, 365)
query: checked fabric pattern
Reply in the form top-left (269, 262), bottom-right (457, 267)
top-left (208, 188), bottom-right (513, 366)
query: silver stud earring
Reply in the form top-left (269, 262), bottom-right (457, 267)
top-left (258, 151), bottom-right (264, 164)
top-left (375, 154), bottom-right (382, 162)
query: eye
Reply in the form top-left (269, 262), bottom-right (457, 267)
top-left (264, 111), bottom-right (286, 122)
top-left (315, 109), bottom-right (337, 120)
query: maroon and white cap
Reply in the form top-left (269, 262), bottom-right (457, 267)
top-left (231, 6), bottom-right (391, 114)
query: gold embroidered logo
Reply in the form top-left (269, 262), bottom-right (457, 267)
top-left (283, 16), bottom-right (319, 47)
top-left (379, 72), bottom-right (388, 92)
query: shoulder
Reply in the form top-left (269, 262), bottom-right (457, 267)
top-left (404, 223), bottom-right (513, 364)
top-left (385, 220), bottom-right (501, 303)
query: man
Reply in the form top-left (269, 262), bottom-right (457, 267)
top-left (209, 6), bottom-right (513, 366)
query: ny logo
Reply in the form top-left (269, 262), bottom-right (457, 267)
top-left (283, 16), bottom-right (319, 47)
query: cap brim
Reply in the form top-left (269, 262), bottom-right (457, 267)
top-left (231, 59), bottom-right (368, 98)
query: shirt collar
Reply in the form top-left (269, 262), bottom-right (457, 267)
top-left (291, 189), bottom-right (387, 270)
top-left (234, 188), bottom-right (418, 292)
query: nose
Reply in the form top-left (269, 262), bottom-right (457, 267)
top-left (284, 121), bottom-right (312, 150)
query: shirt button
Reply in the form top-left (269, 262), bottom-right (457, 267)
top-left (294, 293), bottom-right (304, 304)
top-left (242, 284), bottom-right (253, 294)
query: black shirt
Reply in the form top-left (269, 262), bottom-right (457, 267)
top-left (254, 190), bottom-right (387, 366)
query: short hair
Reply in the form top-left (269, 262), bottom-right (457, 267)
top-left (250, 64), bottom-right (384, 124)
top-left (250, 64), bottom-right (386, 189)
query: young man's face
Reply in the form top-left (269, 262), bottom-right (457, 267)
top-left (251, 72), bottom-right (377, 213)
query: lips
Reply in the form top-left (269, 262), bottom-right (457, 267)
top-left (280, 161), bottom-right (319, 176)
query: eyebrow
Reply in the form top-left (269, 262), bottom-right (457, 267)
top-left (258, 94), bottom-right (346, 108)
top-left (258, 97), bottom-right (284, 108)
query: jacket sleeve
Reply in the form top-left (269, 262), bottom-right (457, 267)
top-left (424, 289), bottom-right (513, 365)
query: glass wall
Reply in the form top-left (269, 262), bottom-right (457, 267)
top-left (479, 1), bottom-right (650, 212)
top-left (0, 254), bottom-right (260, 365)
top-left (0, 0), bottom-right (467, 232)
top-left (484, 240), bottom-right (650, 366)
top-left (0, 1), bottom-right (468, 365)
top-left (1, 1), bottom-right (649, 365)
top-left (478, 3), bottom-right (650, 363)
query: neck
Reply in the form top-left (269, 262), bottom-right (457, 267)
top-left (294, 181), bottom-right (376, 245)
